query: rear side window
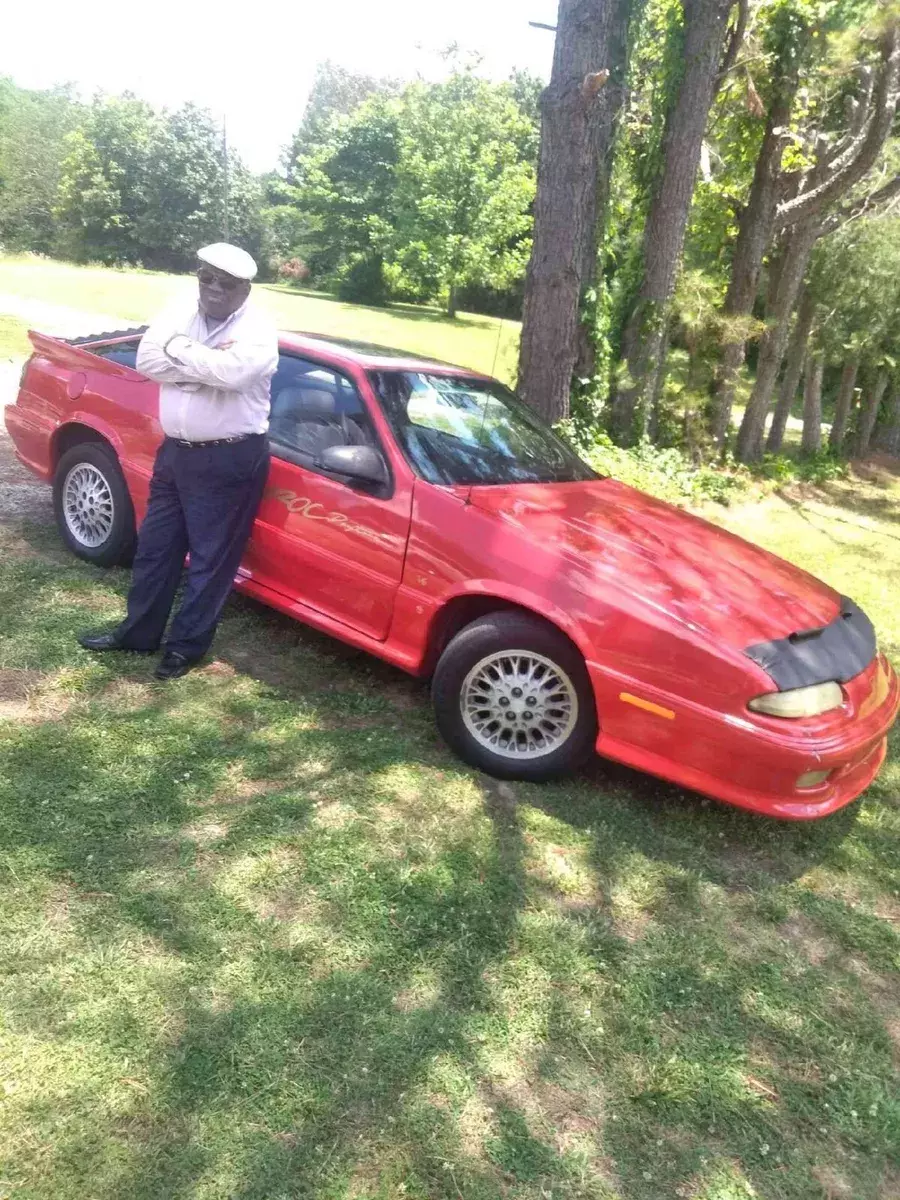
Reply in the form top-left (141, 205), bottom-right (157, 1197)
top-left (92, 342), bottom-right (139, 370)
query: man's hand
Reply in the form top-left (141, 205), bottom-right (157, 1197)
top-left (216, 340), bottom-right (236, 350)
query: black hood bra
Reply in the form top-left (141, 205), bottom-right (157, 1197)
top-left (745, 596), bottom-right (877, 691)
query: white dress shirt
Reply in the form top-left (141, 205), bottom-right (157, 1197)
top-left (136, 298), bottom-right (279, 442)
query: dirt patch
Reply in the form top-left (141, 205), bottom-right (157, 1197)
top-left (0, 667), bottom-right (42, 702)
top-left (853, 453), bottom-right (900, 480)
top-left (0, 667), bottom-right (44, 720)
top-left (778, 913), bottom-right (841, 966)
top-left (843, 956), bottom-right (900, 1063)
top-left (810, 1165), bottom-right (855, 1200)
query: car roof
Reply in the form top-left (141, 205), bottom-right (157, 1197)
top-left (278, 330), bottom-right (491, 378)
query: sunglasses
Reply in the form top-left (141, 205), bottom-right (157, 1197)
top-left (197, 267), bottom-right (244, 291)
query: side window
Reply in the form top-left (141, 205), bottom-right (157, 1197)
top-left (268, 354), bottom-right (377, 465)
top-left (93, 342), bottom-right (139, 370)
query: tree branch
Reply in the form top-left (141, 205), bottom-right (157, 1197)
top-left (820, 171), bottom-right (900, 235)
top-left (713, 0), bottom-right (748, 100)
top-left (774, 23), bottom-right (900, 231)
top-left (825, 66), bottom-right (875, 171)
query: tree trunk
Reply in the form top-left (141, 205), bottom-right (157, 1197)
top-left (648, 313), bottom-right (672, 444)
top-left (829, 356), bottom-right (860, 454)
top-left (517, 0), bottom-right (630, 424)
top-left (766, 286), bottom-right (814, 454)
top-left (855, 368), bottom-right (888, 457)
top-left (710, 79), bottom-right (799, 451)
top-left (801, 352), bottom-right (825, 456)
top-left (874, 387), bottom-right (900, 454)
top-left (735, 217), bottom-right (820, 461)
top-left (612, 0), bottom-right (736, 444)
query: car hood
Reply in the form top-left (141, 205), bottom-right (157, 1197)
top-left (468, 479), bottom-right (840, 651)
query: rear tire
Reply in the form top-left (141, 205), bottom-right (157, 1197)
top-left (432, 612), bottom-right (598, 781)
top-left (53, 443), bottom-right (136, 567)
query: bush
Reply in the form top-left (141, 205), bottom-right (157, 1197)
top-left (753, 451), bottom-right (849, 486)
top-left (796, 451), bottom-right (849, 484)
top-left (276, 257), bottom-right (310, 286)
top-left (336, 254), bottom-right (391, 307)
top-left (558, 424), bottom-right (748, 507)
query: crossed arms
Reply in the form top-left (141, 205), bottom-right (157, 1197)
top-left (137, 314), bottom-right (278, 392)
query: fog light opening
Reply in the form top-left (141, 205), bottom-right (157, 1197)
top-left (796, 769), bottom-right (831, 790)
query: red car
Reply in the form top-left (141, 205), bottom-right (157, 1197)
top-left (5, 326), bottom-right (898, 819)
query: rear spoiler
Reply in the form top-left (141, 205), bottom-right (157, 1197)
top-left (27, 327), bottom-right (148, 371)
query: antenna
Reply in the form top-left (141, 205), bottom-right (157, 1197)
top-left (222, 115), bottom-right (230, 241)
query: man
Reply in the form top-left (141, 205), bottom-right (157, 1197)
top-left (78, 243), bottom-right (279, 680)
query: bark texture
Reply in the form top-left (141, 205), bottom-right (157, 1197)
top-left (855, 368), bottom-right (888, 457)
top-left (612, 0), bottom-right (736, 444)
top-left (735, 216), bottom-right (820, 461)
top-left (517, 0), bottom-right (630, 423)
top-left (801, 352), bottom-right (825, 456)
top-left (713, 21), bottom-right (899, 454)
top-left (710, 86), bottom-right (796, 449)
top-left (874, 389), bottom-right (900, 454)
top-left (829, 356), bottom-right (860, 454)
top-left (766, 286), bottom-right (814, 454)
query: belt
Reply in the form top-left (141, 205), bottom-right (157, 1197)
top-left (171, 433), bottom-right (259, 448)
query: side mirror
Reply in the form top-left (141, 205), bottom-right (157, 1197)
top-left (316, 444), bottom-right (389, 488)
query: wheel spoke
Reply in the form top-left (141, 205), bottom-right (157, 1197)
top-left (460, 649), bottom-right (579, 761)
top-left (63, 462), bottom-right (115, 548)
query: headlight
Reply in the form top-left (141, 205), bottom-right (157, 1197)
top-left (749, 681), bottom-right (843, 719)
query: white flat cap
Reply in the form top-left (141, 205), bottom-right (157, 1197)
top-left (197, 242), bottom-right (258, 281)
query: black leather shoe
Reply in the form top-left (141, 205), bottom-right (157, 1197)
top-left (78, 631), bottom-right (155, 653)
top-left (154, 651), bottom-right (200, 681)
top-left (78, 631), bottom-right (124, 652)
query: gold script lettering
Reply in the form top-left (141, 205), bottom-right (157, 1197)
top-left (264, 487), bottom-right (385, 545)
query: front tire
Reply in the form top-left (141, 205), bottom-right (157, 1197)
top-left (53, 443), bottom-right (136, 567)
top-left (432, 612), bottom-right (598, 781)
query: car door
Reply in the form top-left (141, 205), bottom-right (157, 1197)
top-left (243, 353), bottom-right (413, 642)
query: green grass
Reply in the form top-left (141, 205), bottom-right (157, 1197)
top-left (1, 459), bottom-right (899, 1198)
top-left (0, 255), bottom-right (521, 384)
top-left (0, 314), bottom-right (31, 360)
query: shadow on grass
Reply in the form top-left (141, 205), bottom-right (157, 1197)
top-left (260, 282), bottom-right (512, 332)
top-left (1, 525), bottom-right (898, 1198)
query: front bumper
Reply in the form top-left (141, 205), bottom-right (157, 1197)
top-left (590, 654), bottom-right (899, 820)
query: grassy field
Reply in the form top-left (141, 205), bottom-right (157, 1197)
top-left (0, 315), bottom-right (32, 361)
top-left (0, 422), bottom-right (898, 1199)
top-left (0, 255), bottom-right (521, 385)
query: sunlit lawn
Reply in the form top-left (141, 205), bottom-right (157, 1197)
top-left (0, 255), bottom-right (521, 385)
top-left (0, 314), bottom-right (31, 361)
top-left (0, 440), bottom-right (898, 1198)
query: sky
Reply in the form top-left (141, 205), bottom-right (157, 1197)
top-left (1, 0), bottom-right (558, 173)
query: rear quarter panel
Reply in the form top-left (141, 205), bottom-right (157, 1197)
top-left (7, 334), bottom-right (161, 513)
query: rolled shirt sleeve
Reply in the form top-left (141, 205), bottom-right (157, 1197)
top-left (163, 332), bottom-right (279, 393)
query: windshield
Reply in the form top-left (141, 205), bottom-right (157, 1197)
top-left (368, 371), bottom-right (597, 486)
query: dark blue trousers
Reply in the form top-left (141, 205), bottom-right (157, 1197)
top-left (116, 435), bottom-right (269, 659)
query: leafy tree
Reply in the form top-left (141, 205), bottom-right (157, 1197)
top-left (392, 73), bottom-right (536, 315)
top-left (56, 94), bottom-right (159, 264)
top-left (0, 78), bottom-right (81, 253)
top-left (611, 0), bottom-right (740, 445)
top-left (293, 93), bottom-right (401, 302)
top-left (807, 214), bottom-right (900, 451)
top-left (284, 61), bottom-right (395, 185)
top-left (56, 97), bottom-right (261, 270)
top-left (138, 104), bottom-right (227, 269)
